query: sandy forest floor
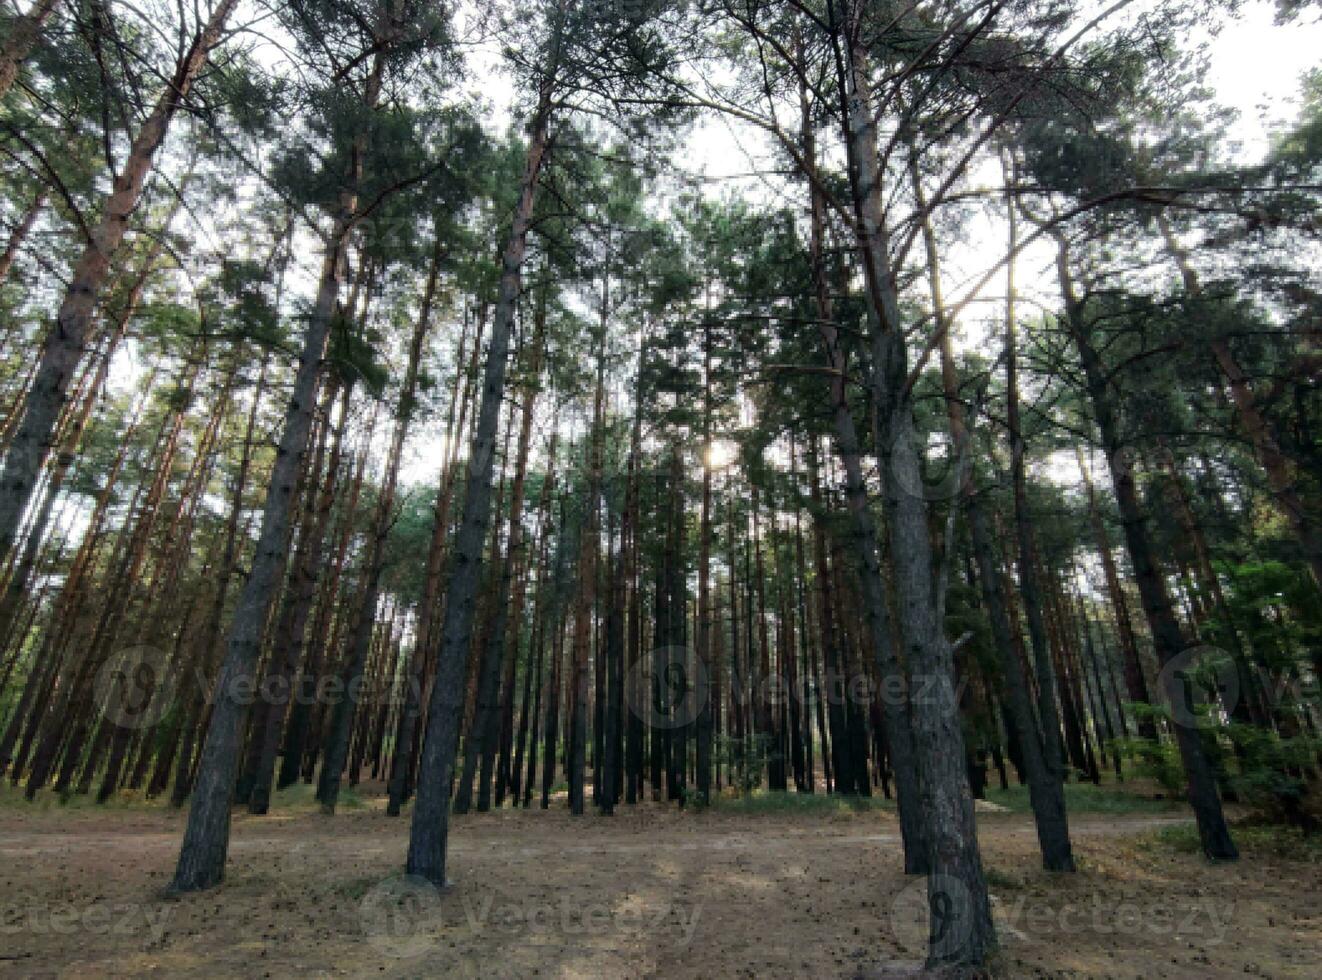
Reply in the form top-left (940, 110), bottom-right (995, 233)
top-left (0, 783), bottom-right (1318, 978)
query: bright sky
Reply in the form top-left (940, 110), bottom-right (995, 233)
top-left (1206, 1), bottom-right (1322, 158)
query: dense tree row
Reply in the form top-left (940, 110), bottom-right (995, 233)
top-left (1, 0), bottom-right (1319, 968)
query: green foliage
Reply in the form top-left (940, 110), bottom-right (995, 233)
top-left (985, 780), bottom-right (1185, 815)
top-left (1147, 822), bottom-right (1322, 862)
top-left (1115, 733), bottom-right (1187, 796)
top-left (200, 259), bottom-right (283, 347)
top-left (1224, 723), bottom-right (1322, 827)
top-left (711, 789), bottom-right (892, 817)
top-left (714, 733), bottom-right (772, 795)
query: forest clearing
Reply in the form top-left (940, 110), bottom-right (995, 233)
top-left (3, 782), bottom-right (1318, 978)
top-left (2, 0), bottom-right (1321, 974)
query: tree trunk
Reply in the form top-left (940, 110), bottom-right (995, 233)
top-left (799, 67), bottom-right (925, 865)
top-left (168, 44), bottom-right (380, 879)
top-left (1075, 448), bottom-right (1154, 738)
top-left (246, 379), bottom-right (346, 814)
top-left (384, 305), bottom-right (480, 815)
top-left (835, 19), bottom-right (994, 964)
top-left (914, 158), bottom-right (1076, 872)
top-left (406, 89), bottom-right (552, 886)
top-left (1002, 186), bottom-right (1071, 789)
top-left (318, 236), bottom-right (437, 815)
top-left (1052, 230), bottom-right (1238, 861)
top-left (568, 335), bottom-right (606, 815)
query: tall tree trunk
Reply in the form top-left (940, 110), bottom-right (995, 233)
top-left (1001, 181), bottom-right (1071, 788)
top-left (168, 50), bottom-right (383, 889)
top-left (465, 303), bottom-right (546, 813)
top-left (318, 237), bottom-right (437, 815)
top-left (384, 305), bottom-right (480, 815)
top-left (246, 378), bottom-right (346, 814)
top-left (406, 88), bottom-right (552, 886)
top-left (511, 434), bottom-right (557, 806)
top-left (695, 314), bottom-right (714, 804)
top-left (568, 332), bottom-right (606, 815)
top-left (798, 63), bottom-right (925, 866)
top-left (1051, 230), bottom-right (1238, 861)
top-left (1075, 447), bottom-right (1154, 737)
top-left (914, 159), bottom-right (1075, 871)
top-left (833, 14), bottom-right (993, 963)
top-left (540, 492), bottom-right (574, 810)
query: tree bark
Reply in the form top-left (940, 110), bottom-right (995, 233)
top-left (406, 88), bottom-right (552, 886)
top-left (799, 63), bottom-right (925, 866)
top-left (914, 158), bottom-right (1076, 871)
top-left (1052, 230), bottom-right (1237, 861)
top-left (168, 44), bottom-right (382, 884)
top-left (833, 15), bottom-right (994, 963)
top-left (1002, 180), bottom-right (1070, 788)
top-left (318, 234), bottom-right (438, 814)
top-left (1075, 447), bottom-right (1154, 738)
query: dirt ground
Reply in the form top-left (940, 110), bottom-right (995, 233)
top-left (0, 784), bottom-right (1318, 978)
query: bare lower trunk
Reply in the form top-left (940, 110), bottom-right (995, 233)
top-left (406, 92), bottom-right (551, 886)
top-left (1053, 232), bottom-right (1237, 861)
top-left (836, 21), bottom-right (994, 963)
top-left (169, 230), bottom-right (345, 892)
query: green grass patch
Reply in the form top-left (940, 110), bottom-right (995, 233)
top-left (710, 789), bottom-right (895, 816)
top-left (1145, 821), bottom-right (1322, 862)
top-left (983, 780), bottom-right (1184, 815)
top-left (270, 781), bottom-right (365, 810)
top-left (983, 867), bottom-right (1023, 891)
top-left (0, 781), bottom-right (170, 811)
